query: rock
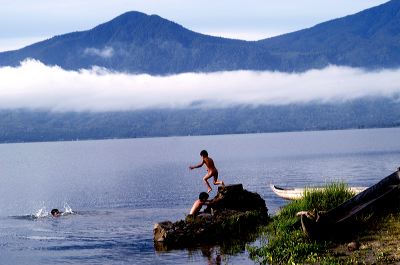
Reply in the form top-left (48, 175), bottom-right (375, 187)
top-left (347, 241), bottom-right (360, 251)
top-left (153, 184), bottom-right (268, 249)
top-left (208, 184), bottom-right (267, 213)
top-left (217, 183), bottom-right (243, 193)
top-left (154, 221), bottom-right (173, 242)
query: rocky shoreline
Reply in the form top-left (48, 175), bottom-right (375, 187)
top-left (154, 184), bottom-right (269, 249)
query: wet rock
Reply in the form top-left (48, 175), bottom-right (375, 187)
top-left (347, 241), bottom-right (360, 251)
top-left (153, 184), bottom-right (268, 249)
top-left (153, 221), bottom-right (173, 242)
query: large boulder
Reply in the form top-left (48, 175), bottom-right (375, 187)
top-left (154, 184), bottom-right (268, 249)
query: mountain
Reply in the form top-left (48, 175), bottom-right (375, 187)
top-left (0, 2), bottom-right (399, 143)
top-left (0, 0), bottom-right (399, 74)
top-left (0, 12), bottom-right (277, 74)
top-left (259, 0), bottom-right (400, 70)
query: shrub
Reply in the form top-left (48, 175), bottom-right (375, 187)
top-left (248, 182), bottom-right (355, 264)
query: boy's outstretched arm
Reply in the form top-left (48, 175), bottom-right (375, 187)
top-left (189, 160), bottom-right (204, 170)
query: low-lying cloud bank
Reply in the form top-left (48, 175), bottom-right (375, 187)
top-left (0, 59), bottom-right (399, 112)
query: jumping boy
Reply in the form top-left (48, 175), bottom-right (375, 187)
top-left (189, 150), bottom-right (224, 193)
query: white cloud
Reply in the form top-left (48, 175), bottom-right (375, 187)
top-left (0, 59), bottom-right (399, 112)
top-left (84, 46), bottom-right (114, 58)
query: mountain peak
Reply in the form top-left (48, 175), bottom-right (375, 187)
top-left (89, 10), bottom-right (197, 44)
top-left (101, 11), bottom-right (164, 27)
top-left (0, 1), bottom-right (399, 73)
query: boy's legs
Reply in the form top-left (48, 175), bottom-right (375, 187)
top-left (213, 175), bottom-right (225, 186)
top-left (203, 172), bottom-right (213, 193)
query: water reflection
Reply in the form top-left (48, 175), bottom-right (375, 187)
top-left (155, 226), bottom-right (261, 264)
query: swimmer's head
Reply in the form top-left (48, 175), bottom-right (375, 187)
top-left (51, 209), bottom-right (61, 217)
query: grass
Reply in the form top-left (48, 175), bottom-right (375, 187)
top-left (328, 213), bottom-right (400, 264)
top-left (248, 182), bottom-right (355, 264)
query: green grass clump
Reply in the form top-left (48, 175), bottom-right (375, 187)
top-left (248, 182), bottom-right (355, 264)
top-left (303, 182), bottom-right (355, 212)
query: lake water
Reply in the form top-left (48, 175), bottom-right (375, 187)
top-left (0, 128), bottom-right (399, 264)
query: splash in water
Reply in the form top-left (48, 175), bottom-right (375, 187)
top-left (11, 203), bottom-right (75, 220)
top-left (63, 203), bottom-right (74, 215)
top-left (50, 203), bottom-right (75, 217)
top-left (34, 207), bottom-right (49, 218)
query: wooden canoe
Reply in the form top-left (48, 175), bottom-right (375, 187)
top-left (270, 184), bottom-right (367, 200)
top-left (300, 168), bottom-right (400, 240)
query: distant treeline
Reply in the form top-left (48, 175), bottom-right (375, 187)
top-left (0, 97), bottom-right (399, 143)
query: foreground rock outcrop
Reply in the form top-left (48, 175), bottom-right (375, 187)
top-left (154, 184), bottom-right (268, 249)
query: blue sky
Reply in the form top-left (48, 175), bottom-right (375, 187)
top-left (0, 0), bottom-right (388, 52)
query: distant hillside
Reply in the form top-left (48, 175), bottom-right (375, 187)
top-left (0, 97), bottom-right (399, 143)
top-left (259, 0), bottom-right (400, 70)
top-left (0, 0), bottom-right (399, 74)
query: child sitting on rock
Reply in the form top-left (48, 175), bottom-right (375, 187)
top-left (189, 192), bottom-right (210, 216)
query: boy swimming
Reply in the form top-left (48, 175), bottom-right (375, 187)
top-left (189, 150), bottom-right (224, 193)
top-left (51, 208), bottom-right (62, 217)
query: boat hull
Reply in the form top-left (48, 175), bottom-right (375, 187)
top-left (299, 169), bottom-right (400, 240)
top-left (270, 185), bottom-right (367, 200)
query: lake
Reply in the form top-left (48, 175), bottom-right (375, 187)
top-left (0, 127), bottom-right (399, 264)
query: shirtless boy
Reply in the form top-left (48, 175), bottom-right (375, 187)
top-left (189, 192), bottom-right (210, 216)
top-left (189, 150), bottom-right (224, 193)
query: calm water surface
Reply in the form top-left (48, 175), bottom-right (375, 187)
top-left (0, 128), bottom-right (399, 264)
